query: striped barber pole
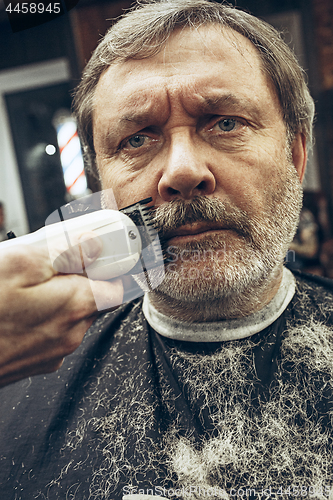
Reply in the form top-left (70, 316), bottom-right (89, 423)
top-left (53, 110), bottom-right (88, 197)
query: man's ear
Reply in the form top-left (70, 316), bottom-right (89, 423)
top-left (291, 133), bottom-right (307, 183)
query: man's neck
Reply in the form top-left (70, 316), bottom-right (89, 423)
top-left (149, 265), bottom-right (284, 322)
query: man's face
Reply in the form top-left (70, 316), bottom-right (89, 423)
top-left (93, 25), bottom-right (305, 313)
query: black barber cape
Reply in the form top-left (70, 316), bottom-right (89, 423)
top-left (0, 270), bottom-right (333, 500)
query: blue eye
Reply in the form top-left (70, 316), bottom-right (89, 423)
top-left (218, 118), bottom-right (237, 132)
top-left (128, 135), bottom-right (146, 148)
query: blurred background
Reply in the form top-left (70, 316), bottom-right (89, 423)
top-left (0, 0), bottom-right (332, 277)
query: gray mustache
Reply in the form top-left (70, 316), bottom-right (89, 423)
top-left (151, 196), bottom-right (252, 239)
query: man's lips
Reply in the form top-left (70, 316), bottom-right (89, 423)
top-left (165, 223), bottom-right (231, 241)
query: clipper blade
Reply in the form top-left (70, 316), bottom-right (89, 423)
top-left (120, 197), bottom-right (165, 275)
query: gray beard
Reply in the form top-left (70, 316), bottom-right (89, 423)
top-left (57, 286), bottom-right (333, 499)
top-left (145, 160), bottom-right (303, 320)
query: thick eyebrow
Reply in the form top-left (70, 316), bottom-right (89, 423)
top-left (98, 111), bottom-right (158, 149)
top-left (196, 93), bottom-right (263, 120)
top-left (119, 111), bottom-right (153, 126)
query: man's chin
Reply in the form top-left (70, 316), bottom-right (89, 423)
top-left (149, 258), bottom-right (283, 321)
top-left (156, 235), bottom-right (274, 301)
top-left (156, 249), bottom-right (282, 303)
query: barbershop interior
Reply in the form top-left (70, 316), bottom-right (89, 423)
top-left (0, 0), bottom-right (332, 277)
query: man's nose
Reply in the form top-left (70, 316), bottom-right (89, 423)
top-left (157, 132), bottom-right (216, 201)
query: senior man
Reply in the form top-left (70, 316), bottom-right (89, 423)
top-left (1, 0), bottom-right (333, 499)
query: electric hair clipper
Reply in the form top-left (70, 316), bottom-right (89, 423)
top-left (1, 197), bottom-right (164, 282)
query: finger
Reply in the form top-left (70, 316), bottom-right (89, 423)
top-left (88, 277), bottom-right (124, 311)
top-left (0, 245), bottom-right (56, 286)
top-left (12, 274), bottom-right (124, 326)
top-left (51, 275), bottom-right (124, 320)
top-left (52, 232), bottom-right (103, 274)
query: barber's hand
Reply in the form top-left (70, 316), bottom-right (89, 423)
top-left (0, 234), bottom-right (124, 387)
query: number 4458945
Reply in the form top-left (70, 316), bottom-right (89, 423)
top-left (5, 3), bottom-right (61, 14)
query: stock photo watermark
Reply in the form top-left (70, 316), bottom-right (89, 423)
top-left (161, 244), bottom-right (297, 281)
top-left (4, 0), bottom-right (80, 32)
top-left (123, 484), bottom-right (333, 499)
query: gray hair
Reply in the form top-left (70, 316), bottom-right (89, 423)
top-left (73, 0), bottom-right (315, 181)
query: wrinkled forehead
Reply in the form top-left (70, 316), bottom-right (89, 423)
top-left (93, 24), bottom-right (281, 127)
top-left (96, 24), bottom-right (269, 89)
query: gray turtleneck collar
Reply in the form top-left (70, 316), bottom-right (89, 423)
top-left (142, 267), bottom-right (295, 342)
